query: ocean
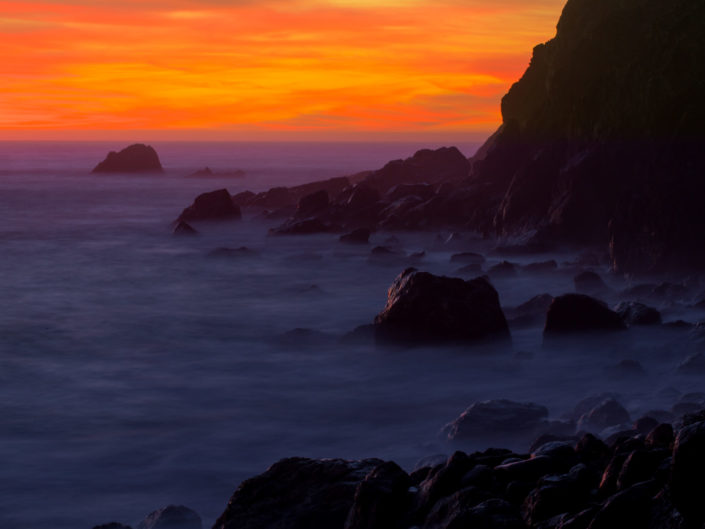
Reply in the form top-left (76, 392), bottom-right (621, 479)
top-left (0, 141), bottom-right (700, 528)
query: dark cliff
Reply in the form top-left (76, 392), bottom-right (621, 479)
top-left (471, 0), bottom-right (705, 273)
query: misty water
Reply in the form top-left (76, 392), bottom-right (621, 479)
top-left (1, 142), bottom-right (704, 529)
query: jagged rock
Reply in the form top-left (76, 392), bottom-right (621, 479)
top-left (544, 294), bottom-right (626, 335)
top-left (373, 268), bottom-right (510, 345)
top-left (615, 301), bottom-right (661, 326)
top-left (137, 505), bottom-right (202, 529)
top-left (505, 293), bottom-right (554, 328)
top-left (443, 400), bottom-right (548, 441)
top-left (671, 419), bottom-right (705, 526)
top-left (296, 190), bottom-right (329, 218)
top-left (344, 461), bottom-right (411, 529)
top-left (173, 221), bottom-right (198, 236)
top-left (340, 228), bottom-right (371, 244)
top-left (92, 144), bottom-right (163, 173)
top-left (212, 457), bottom-right (383, 529)
top-left (177, 189), bottom-right (241, 222)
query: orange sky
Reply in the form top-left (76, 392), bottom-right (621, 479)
top-left (0, 0), bottom-right (565, 141)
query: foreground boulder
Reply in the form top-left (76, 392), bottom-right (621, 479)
top-left (177, 189), bottom-right (241, 222)
top-left (137, 505), bottom-right (202, 529)
top-left (544, 294), bottom-right (626, 336)
top-left (373, 268), bottom-right (510, 345)
top-left (671, 420), bottom-right (705, 527)
top-left (92, 144), bottom-right (163, 173)
top-left (443, 399), bottom-right (549, 441)
top-left (212, 457), bottom-right (383, 529)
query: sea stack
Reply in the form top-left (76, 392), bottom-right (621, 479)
top-left (92, 144), bottom-right (164, 173)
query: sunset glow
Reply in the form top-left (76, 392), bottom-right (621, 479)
top-left (0, 0), bottom-right (565, 140)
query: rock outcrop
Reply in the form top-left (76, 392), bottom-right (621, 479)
top-left (373, 268), bottom-right (510, 346)
top-left (177, 189), bottom-right (241, 223)
top-left (92, 144), bottom-right (163, 173)
top-left (137, 505), bottom-right (202, 529)
top-left (544, 294), bottom-right (626, 335)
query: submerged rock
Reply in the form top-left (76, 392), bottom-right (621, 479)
top-left (577, 398), bottom-right (631, 433)
top-left (92, 144), bottom-right (163, 173)
top-left (505, 293), bottom-right (554, 328)
top-left (443, 399), bottom-right (549, 441)
top-left (172, 221), bottom-right (198, 236)
top-left (177, 189), bottom-right (241, 222)
top-left (373, 268), bottom-right (510, 345)
top-left (544, 294), bottom-right (626, 335)
top-left (340, 228), bottom-right (371, 244)
top-left (137, 505), bottom-right (202, 529)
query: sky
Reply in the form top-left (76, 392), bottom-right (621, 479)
top-left (0, 0), bottom-right (566, 141)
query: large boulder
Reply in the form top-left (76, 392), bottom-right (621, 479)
top-left (544, 294), bottom-right (626, 335)
top-left (177, 189), bottom-right (241, 222)
top-left (92, 144), bottom-right (163, 173)
top-left (373, 268), bottom-right (510, 345)
top-left (443, 399), bottom-right (549, 441)
top-left (212, 457), bottom-right (382, 529)
top-left (671, 420), bottom-right (705, 526)
top-left (137, 506), bottom-right (202, 529)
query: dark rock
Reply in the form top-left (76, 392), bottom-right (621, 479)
top-left (340, 228), bottom-right (370, 244)
top-left (425, 498), bottom-right (524, 529)
top-left (363, 147), bottom-right (470, 193)
top-left (92, 144), bottom-right (163, 173)
top-left (588, 480), bottom-right (659, 529)
top-left (137, 505), bottom-right (202, 529)
top-left (616, 449), bottom-right (669, 490)
top-left (574, 434), bottom-right (610, 466)
top-left (645, 424), bottom-right (674, 449)
top-left (577, 398), bottom-right (630, 432)
top-left (93, 524), bottom-right (133, 529)
top-left (421, 487), bottom-right (496, 529)
top-left (677, 352), bottom-right (705, 374)
top-left (344, 461), bottom-right (411, 529)
top-left (614, 301), bottom-right (661, 326)
top-left (529, 434), bottom-right (578, 454)
top-left (177, 189), bottom-right (241, 222)
top-left (367, 245), bottom-right (406, 265)
top-left (384, 183), bottom-right (436, 203)
top-left (544, 294), bottom-right (626, 336)
top-left (444, 399), bottom-right (548, 441)
top-left (633, 417), bottom-right (659, 435)
top-left (189, 167), bottom-right (213, 177)
top-left (450, 252), bottom-right (486, 265)
top-left (680, 409), bottom-right (705, 428)
top-left (522, 260), bottom-right (558, 273)
top-left (671, 402), bottom-right (703, 418)
top-left (373, 268), bottom-right (510, 346)
top-left (296, 190), bottom-right (329, 218)
top-left (671, 420), bottom-right (705, 526)
top-left (456, 263), bottom-right (483, 275)
top-left (173, 221), bottom-right (198, 236)
top-left (270, 218), bottom-right (332, 235)
top-left (573, 271), bottom-right (609, 294)
top-left (505, 294), bottom-right (554, 328)
top-left (521, 464), bottom-right (594, 526)
top-left (212, 457), bottom-right (382, 529)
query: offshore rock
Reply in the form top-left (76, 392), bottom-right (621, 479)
top-left (92, 144), bottom-right (163, 173)
top-left (177, 189), bottom-right (241, 222)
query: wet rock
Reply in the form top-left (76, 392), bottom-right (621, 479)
top-left (177, 189), bottom-right (241, 222)
top-left (173, 221), bottom-right (198, 236)
top-left (296, 190), bottom-right (329, 218)
top-left (137, 505), bottom-right (202, 529)
top-left (616, 449), bottom-right (669, 490)
top-left (340, 228), bottom-right (370, 244)
top-left (344, 461), bottom-right (411, 529)
top-left (633, 416), bottom-right (659, 435)
top-left (521, 464), bottom-right (594, 526)
top-left (645, 424), bottom-right (674, 449)
top-left (421, 488), bottom-right (496, 529)
top-left (443, 400), bottom-right (548, 441)
top-left (671, 419), bottom-right (705, 526)
top-left (544, 294), bottom-right (626, 336)
top-left (426, 498), bottom-right (524, 529)
top-left (449, 252), bottom-right (485, 265)
top-left (577, 398), bottom-right (630, 432)
top-left (212, 457), bottom-right (382, 529)
top-left (573, 271), bottom-right (609, 294)
top-left (416, 451), bottom-right (476, 518)
top-left (505, 294), bottom-right (554, 328)
top-left (574, 434), bottom-right (610, 467)
top-left (615, 301), bottom-right (661, 326)
top-left (588, 480), bottom-right (659, 529)
top-left (92, 144), bottom-right (163, 173)
top-left (373, 268), bottom-right (510, 346)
